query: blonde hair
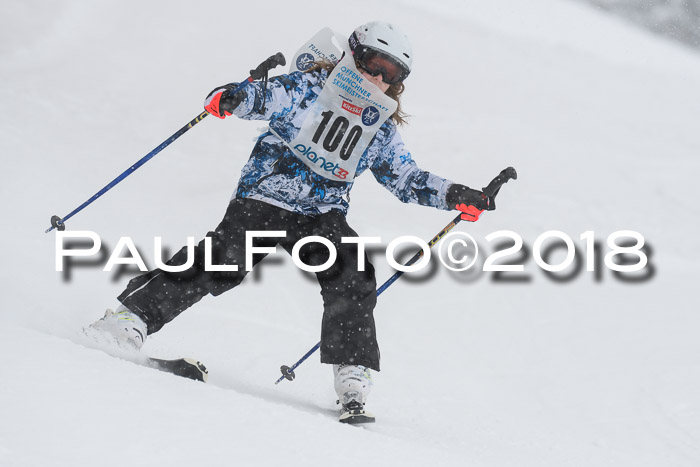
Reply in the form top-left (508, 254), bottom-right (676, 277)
top-left (306, 60), bottom-right (409, 126)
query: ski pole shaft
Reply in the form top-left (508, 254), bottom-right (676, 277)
top-left (45, 52), bottom-right (286, 233)
top-left (275, 166), bottom-right (518, 385)
top-left (376, 214), bottom-right (462, 295)
top-left (45, 111), bottom-right (209, 233)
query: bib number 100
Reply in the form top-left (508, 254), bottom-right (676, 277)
top-left (312, 110), bottom-right (363, 161)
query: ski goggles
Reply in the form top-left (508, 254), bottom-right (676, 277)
top-left (354, 47), bottom-right (410, 85)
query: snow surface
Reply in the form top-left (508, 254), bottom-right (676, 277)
top-left (2, 1), bottom-right (700, 466)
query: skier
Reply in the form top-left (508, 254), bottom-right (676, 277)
top-left (89, 21), bottom-right (492, 424)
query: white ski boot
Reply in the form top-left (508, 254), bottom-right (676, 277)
top-left (86, 306), bottom-right (147, 351)
top-left (334, 364), bottom-right (375, 424)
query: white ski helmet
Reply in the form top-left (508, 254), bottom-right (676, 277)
top-left (349, 21), bottom-right (413, 83)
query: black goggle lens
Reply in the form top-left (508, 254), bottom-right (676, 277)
top-left (355, 48), bottom-right (409, 85)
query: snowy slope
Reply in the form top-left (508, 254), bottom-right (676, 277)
top-left (1, 0), bottom-right (700, 466)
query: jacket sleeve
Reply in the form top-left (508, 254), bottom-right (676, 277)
top-left (228, 71), bottom-right (320, 121)
top-left (370, 126), bottom-right (454, 210)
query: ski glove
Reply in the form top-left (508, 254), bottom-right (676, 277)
top-left (204, 85), bottom-right (245, 119)
top-left (446, 184), bottom-right (492, 222)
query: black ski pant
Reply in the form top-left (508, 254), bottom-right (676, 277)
top-left (118, 198), bottom-right (380, 370)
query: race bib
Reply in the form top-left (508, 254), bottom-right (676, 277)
top-left (285, 35), bottom-right (398, 181)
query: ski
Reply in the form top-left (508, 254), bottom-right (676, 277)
top-left (145, 357), bottom-right (208, 382)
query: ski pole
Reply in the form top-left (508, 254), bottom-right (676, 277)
top-left (45, 52), bottom-right (286, 233)
top-left (275, 167), bottom-right (518, 384)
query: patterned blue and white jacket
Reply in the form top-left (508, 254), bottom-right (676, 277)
top-left (228, 69), bottom-right (455, 216)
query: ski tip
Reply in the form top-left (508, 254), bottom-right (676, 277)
top-left (339, 412), bottom-right (376, 425)
top-left (183, 358), bottom-right (209, 383)
top-left (149, 357), bottom-right (208, 383)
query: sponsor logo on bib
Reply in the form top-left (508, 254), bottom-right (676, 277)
top-left (361, 106), bottom-right (381, 126)
top-left (293, 143), bottom-right (350, 180)
top-left (341, 100), bottom-right (362, 115)
top-left (296, 53), bottom-right (315, 71)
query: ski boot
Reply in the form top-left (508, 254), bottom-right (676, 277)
top-left (85, 306), bottom-right (147, 351)
top-left (334, 364), bottom-right (375, 424)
